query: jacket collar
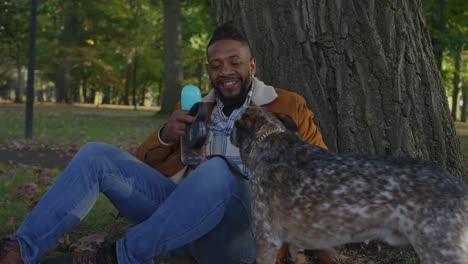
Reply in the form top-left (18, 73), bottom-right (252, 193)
top-left (202, 77), bottom-right (278, 107)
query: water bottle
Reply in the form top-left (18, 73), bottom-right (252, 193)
top-left (180, 85), bottom-right (207, 165)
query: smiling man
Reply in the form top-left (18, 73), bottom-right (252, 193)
top-left (207, 37), bottom-right (255, 109)
top-left (1, 23), bottom-right (351, 264)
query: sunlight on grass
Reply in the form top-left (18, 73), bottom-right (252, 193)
top-left (0, 104), bottom-right (168, 150)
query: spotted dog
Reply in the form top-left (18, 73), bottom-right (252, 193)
top-left (230, 107), bottom-right (468, 264)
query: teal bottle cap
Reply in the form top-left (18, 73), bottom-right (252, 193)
top-left (181, 85), bottom-right (202, 110)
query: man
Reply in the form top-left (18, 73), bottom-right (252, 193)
top-left (1, 23), bottom-right (351, 264)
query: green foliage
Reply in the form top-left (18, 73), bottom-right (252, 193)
top-left (0, 0), bottom-right (213, 104)
top-left (181, 0), bottom-right (213, 91)
top-left (0, 0), bottom-right (29, 63)
top-left (426, 0), bottom-right (468, 55)
top-left (441, 50), bottom-right (468, 96)
top-left (426, 0), bottom-right (468, 119)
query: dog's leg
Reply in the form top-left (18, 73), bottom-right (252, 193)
top-left (256, 231), bottom-right (280, 263)
top-left (256, 221), bottom-right (281, 264)
top-left (294, 253), bottom-right (308, 264)
top-left (275, 242), bottom-right (289, 264)
top-left (409, 227), bottom-right (468, 264)
top-left (287, 244), bottom-right (307, 264)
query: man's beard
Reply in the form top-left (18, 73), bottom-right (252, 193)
top-left (213, 78), bottom-right (252, 108)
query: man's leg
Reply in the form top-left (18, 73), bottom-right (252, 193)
top-left (14, 142), bottom-right (177, 264)
top-left (117, 156), bottom-right (255, 264)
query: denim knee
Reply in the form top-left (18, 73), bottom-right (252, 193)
top-left (77, 142), bottom-right (121, 158)
top-left (189, 157), bottom-right (248, 196)
top-left (188, 158), bottom-right (255, 264)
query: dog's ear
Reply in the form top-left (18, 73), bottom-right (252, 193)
top-left (273, 112), bottom-right (298, 132)
top-left (240, 111), bottom-right (257, 130)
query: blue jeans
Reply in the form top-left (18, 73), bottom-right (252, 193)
top-left (14, 142), bottom-right (256, 264)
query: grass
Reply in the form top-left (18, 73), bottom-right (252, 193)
top-left (0, 103), bottom-right (163, 258)
top-left (0, 103), bottom-right (168, 150)
top-left (0, 162), bottom-right (125, 236)
top-left (1, 104), bottom-right (468, 263)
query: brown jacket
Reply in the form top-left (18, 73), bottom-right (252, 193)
top-left (134, 78), bottom-right (327, 177)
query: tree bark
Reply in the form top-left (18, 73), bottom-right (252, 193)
top-left (161, 0), bottom-right (184, 113)
top-left (212, 0), bottom-right (466, 180)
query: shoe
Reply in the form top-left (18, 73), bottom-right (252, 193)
top-left (0, 238), bottom-right (23, 264)
top-left (42, 243), bottom-right (117, 264)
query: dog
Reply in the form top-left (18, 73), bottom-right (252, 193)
top-left (230, 107), bottom-right (468, 264)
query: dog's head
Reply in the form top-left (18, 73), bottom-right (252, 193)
top-left (230, 107), bottom-right (298, 152)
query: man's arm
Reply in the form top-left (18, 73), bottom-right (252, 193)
top-left (293, 94), bottom-right (328, 150)
top-left (134, 109), bottom-right (196, 177)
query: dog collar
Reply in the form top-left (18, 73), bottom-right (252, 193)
top-left (252, 127), bottom-right (286, 150)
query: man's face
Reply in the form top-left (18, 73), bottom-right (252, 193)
top-left (206, 39), bottom-right (256, 103)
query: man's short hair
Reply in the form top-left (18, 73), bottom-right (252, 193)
top-left (206, 22), bottom-right (252, 56)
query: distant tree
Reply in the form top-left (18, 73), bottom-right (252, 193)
top-left (160, 0), bottom-right (183, 113)
top-left (55, 0), bottom-right (79, 103)
top-left (0, 0), bottom-right (29, 103)
top-left (212, 0), bottom-right (466, 180)
top-left (426, 0), bottom-right (468, 120)
top-left (181, 0), bottom-right (213, 92)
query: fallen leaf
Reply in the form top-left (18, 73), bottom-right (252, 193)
top-left (0, 165), bottom-right (6, 175)
top-left (15, 183), bottom-right (39, 198)
top-left (72, 233), bottom-right (107, 251)
top-left (77, 233), bottom-right (106, 244)
top-left (26, 198), bottom-right (39, 210)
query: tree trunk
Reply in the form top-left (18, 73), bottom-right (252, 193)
top-left (461, 81), bottom-right (467, 122)
top-left (15, 59), bottom-right (23, 103)
top-left (132, 58), bottom-right (138, 110)
top-left (89, 89), bottom-right (96, 104)
top-left (161, 0), bottom-right (183, 113)
top-left (56, 0), bottom-right (79, 103)
top-left (197, 62), bottom-right (203, 89)
top-left (212, 0), bottom-right (466, 180)
top-left (123, 62), bottom-right (131, 105)
top-left (452, 45), bottom-right (462, 120)
top-left (82, 69), bottom-right (88, 103)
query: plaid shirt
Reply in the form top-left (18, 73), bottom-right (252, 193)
top-left (205, 88), bottom-right (254, 177)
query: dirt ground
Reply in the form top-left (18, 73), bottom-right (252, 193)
top-left (1, 145), bottom-right (419, 264)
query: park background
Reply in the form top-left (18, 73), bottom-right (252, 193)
top-left (0, 0), bottom-right (467, 263)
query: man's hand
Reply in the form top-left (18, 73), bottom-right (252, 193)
top-left (160, 110), bottom-right (197, 143)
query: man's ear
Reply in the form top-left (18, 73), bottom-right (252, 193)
top-left (273, 112), bottom-right (298, 132)
top-left (249, 57), bottom-right (256, 76)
